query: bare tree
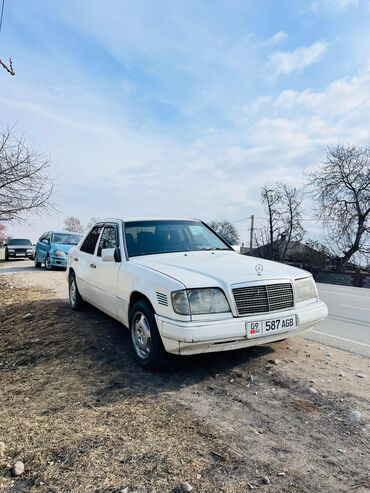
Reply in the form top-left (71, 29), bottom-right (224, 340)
top-left (63, 217), bottom-right (84, 234)
top-left (86, 217), bottom-right (101, 229)
top-left (307, 144), bottom-right (370, 271)
top-left (0, 58), bottom-right (15, 76)
top-left (0, 127), bottom-right (54, 223)
top-left (209, 220), bottom-right (240, 244)
top-left (0, 223), bottom-right (7, 246)
top-left (260, 185), bottom-right (282, 260)
top-left (279, 184), bottom-right (304, 262)
top-left (256, 184), bottom-right (304, 261)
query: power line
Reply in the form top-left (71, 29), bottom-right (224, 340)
top-left (232, 215), bottom-right (319, 223)
top-left (0, 0), bottom-right (5, 35)
top-left (230, 216), bottom-right (252, 224)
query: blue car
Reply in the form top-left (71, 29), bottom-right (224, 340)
top-left (34, 231), bottom-right (82, 270)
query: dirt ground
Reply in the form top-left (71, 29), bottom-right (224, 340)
top-left (0, 264), bottom-right (369, 493)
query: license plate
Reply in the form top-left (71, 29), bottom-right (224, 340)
top-left (246, 315), bottom-right (297, 338)
top-left (16, 253), bottom-right (24, 256)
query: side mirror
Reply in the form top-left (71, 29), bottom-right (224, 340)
top-left (101, 248), bottom-right (116, 262)
top-left (41, 238), bottom-right (50, 245)
top-left (102, 247), bottom-right (121, 262)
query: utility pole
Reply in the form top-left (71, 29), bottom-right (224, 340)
top-left (249, 214), bottom-right (254, 252)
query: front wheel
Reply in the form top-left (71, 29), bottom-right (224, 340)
top-left (69, 272), bottom-right (84, 310)
top-left (44, 255), bottom-right (53, 270)
top-left (130, 300), bottom-right (169, 370)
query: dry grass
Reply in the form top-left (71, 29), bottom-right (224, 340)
top-left (1, 278), bottom-right (369, 493)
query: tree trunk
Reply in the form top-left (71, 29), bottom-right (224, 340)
top-left (336, 216), bottom-right (365, 271)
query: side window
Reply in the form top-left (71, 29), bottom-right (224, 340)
top-left (97, 225), bottom-right (118, 257)
top-left (80, 226), bottom-right (103, 255)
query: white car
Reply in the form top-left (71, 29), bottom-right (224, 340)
top-left (67, 218), bottom-right (328, 369)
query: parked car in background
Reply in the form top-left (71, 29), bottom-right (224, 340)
top-left (67, 218), bottom-right (328, 369)
top-left (4, 239), bottom-right (34, 261)
top-left (35, 231), bottom-right (82, 270)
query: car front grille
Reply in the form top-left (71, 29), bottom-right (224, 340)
top-left (232, 282), bottom-right (294, 316)
top-left (11, 249), bottom-right (27, 255)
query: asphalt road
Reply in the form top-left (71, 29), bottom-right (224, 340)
top-left (1, 256), bottom-right (369, 357)
top-left (306, 283), bottom-right (370, 358)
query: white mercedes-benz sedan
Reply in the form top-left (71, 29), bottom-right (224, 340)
top-left (67, 218), bottom-right (328, 369)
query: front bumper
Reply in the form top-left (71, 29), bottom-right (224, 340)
top-left (7, 252), bottom-right (34, 259)
top-left (50, 256), bottom-right (67, 267)
top-left (155, 300), bottom-right (328, 355)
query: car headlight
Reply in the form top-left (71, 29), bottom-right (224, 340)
top-left (27, 249), bottom-right (33, 252)
top-left (295, 277), bottom-right (317, 303)
top-left (171, 288), bottom-right (230, 315)
top-left (8, 249), bottom-right (15, 252)
top-left (54, 250), bottom-right (66, 257)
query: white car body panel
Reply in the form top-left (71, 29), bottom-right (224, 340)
top-left (67, 217), bottom-right (328, 356)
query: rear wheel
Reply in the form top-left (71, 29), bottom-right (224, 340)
top-left (69, 272), bottom-right (84, 310)
top-left (129, 299), bottom-right (169, 370)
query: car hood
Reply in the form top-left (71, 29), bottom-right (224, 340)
top-left (51, 243), bottom-right (76, 253)
top-left (131, 250), bottom-right (310, 288)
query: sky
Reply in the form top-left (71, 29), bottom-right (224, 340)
top-left (1, 0), bottom-right (370, 244)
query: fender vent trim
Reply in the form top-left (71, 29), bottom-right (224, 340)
top-left (156, 292), bottom-right (168, 306)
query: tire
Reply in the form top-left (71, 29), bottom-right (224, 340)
top-left (69, 272), bottom-right (84, 310)
top-left (34, 255), bottom-right (42, 268)
top-left (4, 254), bottom-right (9, 261)
top-left (129, 299), bottom-right (169, 370)
top-left (44, 255), bottom-right (53, 270)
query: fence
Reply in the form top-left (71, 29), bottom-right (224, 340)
top-left (314, 271), bottom-right (370, 289)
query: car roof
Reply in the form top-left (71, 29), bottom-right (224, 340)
top-left (50, 231), bottom-right (82, 235)
top-left (99, 217), bottom-right (203, 223)
top-left (9, 238), bottom-right (32, 241)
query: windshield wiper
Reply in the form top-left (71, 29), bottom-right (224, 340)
top-left (199, 247), bottom-right (226, 251)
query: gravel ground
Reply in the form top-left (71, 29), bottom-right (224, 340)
top-left (0, 263), bottom-right (369, 493)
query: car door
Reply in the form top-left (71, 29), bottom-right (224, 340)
top-left (88, 223), bottom-right (121, 318)
top-left (37, 232), bottom-right (51, 262)
top-left (73, 225), bottom-right (104, 302)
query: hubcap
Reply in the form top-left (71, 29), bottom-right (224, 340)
top-left (45, 257), bottom-right (51, 269)
top-left (70, 277), bottom-right (76, 306)
top-left (132, 312), bottom-right (151, 359)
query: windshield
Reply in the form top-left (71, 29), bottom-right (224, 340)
top-left (125, 220), bottom-right (232, 257)
top-left (8, 239), bottom-right (32, 246)
top-left (52, 233), bottom-right (81, 245)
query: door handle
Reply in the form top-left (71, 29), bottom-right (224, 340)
top-left (74, 257), bottom-right (79, 262)
top-left (90, 263), bottom-right (96, 269)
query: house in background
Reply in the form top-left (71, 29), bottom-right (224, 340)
top-left (248, 237), bottom-right (368, 275)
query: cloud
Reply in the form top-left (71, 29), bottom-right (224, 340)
top-left (5, 63), bottom-right (370, 244)
top-left (267, 41), bottom-right (328, 76)
top-left (311, 0), bottom-right (359, 12)
top-left (275, 67), bottom-right (370, 118)
top-left (263, 31), bottom-right (288, 47)
top-left (2, 1), bottom-right (370, 245)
